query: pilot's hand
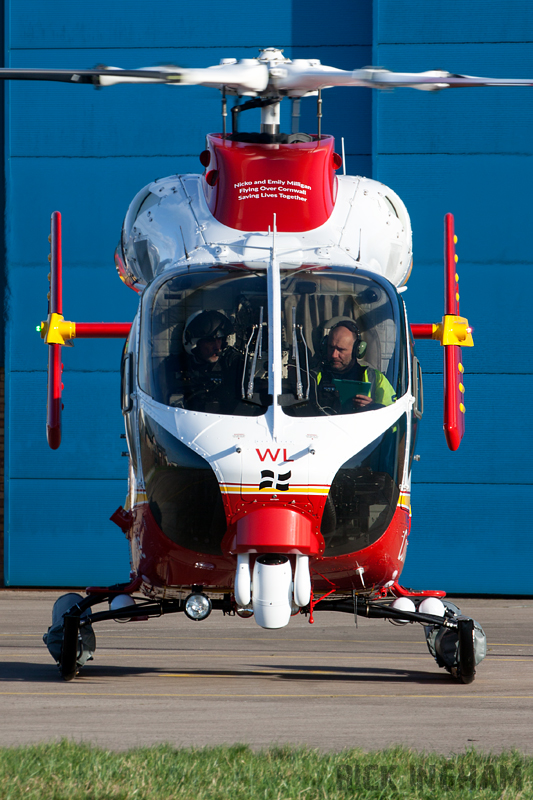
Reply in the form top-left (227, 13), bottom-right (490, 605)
top-left (353, 394), bottom-right (373, 408)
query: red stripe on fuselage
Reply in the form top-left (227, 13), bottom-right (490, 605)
top-left (129, 500), bottom-right (410, 595)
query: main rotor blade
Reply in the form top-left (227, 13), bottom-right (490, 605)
top-left (354, 69), bottom-right (533, 91)
top-left (0, 61), bottom-right (531, 96)
top-left (272, 64), bottom-right (533, 93)
top-left (0, 62), bottom-right (269, 93)
top-left (0, 67), bottom-right (180, 85)
top-left (132, 63), bottom-right (269, 92)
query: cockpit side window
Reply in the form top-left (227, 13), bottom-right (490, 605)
top-left (138, 270), bottom-right (270, 416)
top-left (281, 270), bottom-right (406, 417)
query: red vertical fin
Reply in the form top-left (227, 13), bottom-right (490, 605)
top-left (46, 211), bottom-right (63, 449)
top-left (443, 213), bottom-right (465, 451)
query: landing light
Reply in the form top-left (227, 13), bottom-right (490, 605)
top-left (184, 593), bottom-right (212, 621)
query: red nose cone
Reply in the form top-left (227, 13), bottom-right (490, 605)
top-left (234, 506), bottom-right (321, 555)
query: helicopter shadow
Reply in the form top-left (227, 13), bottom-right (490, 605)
top-left (148, 663), bottom-right (454, 686)
top-left (0, 660), bottom-right (453, 686)
top-left (261, 662), bottom-right (454, 685)
top-left (0, 660), bottom-right (167, 684)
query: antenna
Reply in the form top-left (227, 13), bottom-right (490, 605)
top-left (267, 212), bottom-right (282, 437)
top-left (179, 226), bottom-right (190, 262)
top-left (291, 98), bottom-right (300, 134)
top-left (221, 86), bottom-right (227, 139)
top-left (341, 137), bottom-right (346, 175)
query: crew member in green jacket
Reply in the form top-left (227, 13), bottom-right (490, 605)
top-left (316, 320), bottom-right (396, 413)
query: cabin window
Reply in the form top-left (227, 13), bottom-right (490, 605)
top-left (321, 415), bottom-right (408, 556)
top-left (139, 411), bottom-right (227, 554)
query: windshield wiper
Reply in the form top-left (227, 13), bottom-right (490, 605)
top-left (292, 306), bottom-right (310, 401)
top-left (292, 307), bottom-right (303, 400)
top-left (242, 306), bottom-right (264, 401)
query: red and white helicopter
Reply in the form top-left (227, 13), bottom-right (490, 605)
top-left (7, 47), bottom-right (529, 682)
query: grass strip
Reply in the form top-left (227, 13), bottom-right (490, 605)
top-left (0, 741), bottom-right (531, 800)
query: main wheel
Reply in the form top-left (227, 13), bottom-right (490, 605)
top-left (60, 615), bottom-right (80, 681)
top-left (457, 617), bottom-right (476, 684)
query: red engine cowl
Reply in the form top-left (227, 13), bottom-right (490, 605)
top-left (203, 133), bottom-right (339, 232)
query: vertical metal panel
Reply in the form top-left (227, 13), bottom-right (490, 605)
top-left (10, 2), bottom-right (295, 49)
top-left (8, 372), bottom-right (128, 480)
top-left (375, 0), bottom-right (533, 592)
top-left (0, 0), bottom-right (5, 584)
top-left (376, 0), bottom-right (533, 44)
top-left (7, 479), bottom-right (130, 586)
top-left (412, 373), bottom-right (533, 485)
top-left (400, 484), bottom-right (533, 595)
top-left (291, 0), bottom-right (372, 171)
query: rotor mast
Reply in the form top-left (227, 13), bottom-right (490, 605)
top-left (257, 48), bottom-right (286, 135)
top-left (260, 102), bottom-right (280, 135)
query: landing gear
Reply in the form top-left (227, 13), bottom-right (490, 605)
top-left (312, 593), bottom-right (487, 683)
top-left (43, 592), bottom-right (96, 681)
top-left (421, 608), bottom-right (485, 683)
top-left (43, 583), bottom-right (235, 680)
top-left (44, 584), bottom-right (486, 683)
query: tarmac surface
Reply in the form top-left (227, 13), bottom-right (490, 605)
top-left (0, 590), bottom-right (532, 753)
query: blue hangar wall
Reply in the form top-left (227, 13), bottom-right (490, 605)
top-left (373, 0), bottom-right (533, 594)
top-left (2, 1), bottom-right (531, 593)
top-left (2, 0), bottom-right (372, 586)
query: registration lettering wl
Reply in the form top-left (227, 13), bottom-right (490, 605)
top-left (256, 448), bottom-right (294, 463)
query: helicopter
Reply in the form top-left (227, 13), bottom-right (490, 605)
top-left (6, 47), bottom-right (530, 683)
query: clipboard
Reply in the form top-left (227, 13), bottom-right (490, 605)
top-left (332, 379), bottom-right (371, 405)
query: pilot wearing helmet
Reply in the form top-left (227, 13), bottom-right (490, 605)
top-left (182, 309), bottom-right (234, 364)
top-left (316, 320), bottom-right (396, 413)
top-left (164, 309), bottom-right (242, 413)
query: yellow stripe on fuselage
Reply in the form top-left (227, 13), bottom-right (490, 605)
top-left (220, 485), bottom-right (329, 495)
top-left (398, 492), bottom-right (411, 513)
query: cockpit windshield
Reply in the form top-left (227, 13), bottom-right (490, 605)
top-left (138, 266), bottom-right (407, 417)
